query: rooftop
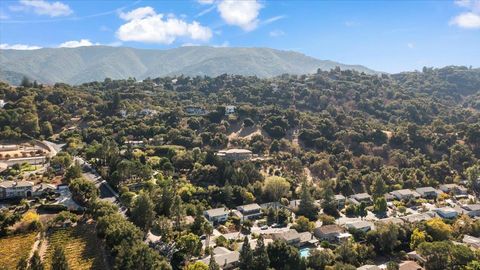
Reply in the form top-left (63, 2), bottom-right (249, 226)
top-left (237, 203), bottom-right (261, 212)
top-left (416, 187), bottom-right (437, 193)
top-left (0, 180), bottom-right (34, 188)
top-left (204, 207), bottom-right (230, 217)
top-left (462, 204), bottom-right (480, 211)
top-left (350, 193), bottom-right (372, 200)
top-left (315, 224), bottom-right (344, 235)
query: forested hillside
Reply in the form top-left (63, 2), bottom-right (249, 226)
top-left (1, 66), bottom-right (479, 195)
top-left (0, 46), bottom-right (377, 85)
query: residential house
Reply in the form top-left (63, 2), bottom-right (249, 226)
top-left (272, 229), bottom-right (302, 246)
top-left (345, 221), bottom-right (375, 232)
top-left (0, 181), bottom-right (34, 199)
top-left (271, 229), bottom-right (316, 247)
top-left (390, 189), bottom-right (420, 201)
top-left (334, 194), bottom-right (346, 209)
top-left (461, 204), bottom-right (480, 217)
top-left (225, 105), bottom-right (236, 115)
top-left (216, 149), bottom-right (253, 161)
top-left (463, 235), bottom-right (480, 249)
top-left (314, 225), bottom-right (345, 242)
top-left (204, 207), bottom-right (230, 223)
top-left (435, 207), bottom-right (458, 219)
top-left (349, 193), bottom-right (373, 206)
top-left (185, 106), bottom-right (209, 116)
top-left (199, 247), bottom-right (239, 270)
top-left (377, 217), bottom-right (404, 225)
top-left (401, 212), bottom-right (436, 223)
top-left (439, 184), bottom-right (468, 198)
top-left (236, 203), bottom-right (262, 220)
top-left (0, 99), bottom-right (5, 108)
top-left (415, 187), bottom-right (440, 199)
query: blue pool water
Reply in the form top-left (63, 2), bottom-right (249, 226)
top-left (299, 247), bottom-right (311, 258)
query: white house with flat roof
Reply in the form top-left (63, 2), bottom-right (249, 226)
top-left (204, 207), bottom-right (230, 223)
top-left (236, 203), bottom-right (262, 220)
top-left (216, 149), bottom-right (253, 161)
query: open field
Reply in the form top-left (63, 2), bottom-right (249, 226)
top-left (43, 224), bottom-right (107, 270)
top-left (0, 232), bottom-right (37, 269)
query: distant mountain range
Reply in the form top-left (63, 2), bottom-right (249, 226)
top-left (0, 46), bottom-right (378, 85)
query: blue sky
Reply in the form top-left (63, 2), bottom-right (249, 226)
top-left (0, 0), bottom-right (479, 73)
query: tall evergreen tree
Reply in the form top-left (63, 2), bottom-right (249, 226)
top-left (238, 236), bottom-right (253, 270)
top-left (252, 236), bottom-right (270, 270)
top-left (51, 245), bottom-right (69, 270)
top-left (297, 181), bottom-right (318, 220)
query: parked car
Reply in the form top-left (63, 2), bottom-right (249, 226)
top-left (260, 225), bottom-right (268, 230)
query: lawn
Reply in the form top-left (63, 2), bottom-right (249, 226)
top-left (0, 232), bottom-right (37, 269)
top-left (43, 224), bottom-right (107, 270)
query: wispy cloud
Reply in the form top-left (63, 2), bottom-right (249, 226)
top-left (0, 43), bottom-right (42, 50)
top-left (10, 0), bottom-right (72, 17)
top-left (263, 15), bottom-right (286, 25)
top-left (59, 39), bottom-right (99, 48)
top-left (195, 4), bottom-right (216, 18)
top-left (407, 42), bottom-right (415, 49)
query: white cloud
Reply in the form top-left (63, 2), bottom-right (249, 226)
top-left (0, 43), bottom-right (42, 50)
top-left (14, 0), bottom-right (72, 17)
top-left (217, 0), bottom-right (262, 31)
top-left (116, 6), bottom-right (212, 44)
top-left (198, 0), bottom-right (216, 4)
top-left (451, 0), bottom-right (480, 28)
top-left (407, 42), bottom-right (415, 49)
top-left (450, 12), bottom-right (480, 28)
top-left (454, 0), bottom-right (480, 11)
top-left (269, 30), bottom-right (285, 37)
top-left (59, 39), bottom-right (98, 48)
top-left (119, 6), bottom-right (155, 21)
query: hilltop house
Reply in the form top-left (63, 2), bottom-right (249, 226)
top-left (225, 105), bottom-right (236, 115)
top-left (216, 149), bottom-right (253, 161)
top-left (185, 106), bottom-right (209, 116)
top-left (0, 181), bottom-right (34, 199)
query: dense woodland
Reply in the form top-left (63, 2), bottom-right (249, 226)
top-left (1, 66), bottom-right (480, 269)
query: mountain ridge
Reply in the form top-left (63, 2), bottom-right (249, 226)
top-left (0, 46), bottom-right (379, 85)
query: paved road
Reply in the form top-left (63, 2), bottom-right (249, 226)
top-left (74, 157), bottom-right (119, 202)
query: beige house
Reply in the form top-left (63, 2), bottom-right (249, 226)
top-left (216, 149), bottom-right (253, 161)
top-left (0, 181), bottom-right (34, 199)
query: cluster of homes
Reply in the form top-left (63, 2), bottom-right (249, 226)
top-left (338, 183), bottom-right (479, 219)
top-left (198, 182), bottom-right (479, 269)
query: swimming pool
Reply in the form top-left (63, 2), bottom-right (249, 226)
top-left (299, 247), bottom-right (311, 258)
